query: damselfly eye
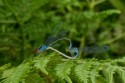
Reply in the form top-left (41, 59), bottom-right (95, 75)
top-left (103, 46), bottom-right (110, 51)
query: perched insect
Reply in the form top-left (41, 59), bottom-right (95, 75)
top-left (34, 23), bottom-right (72, 54)
top-left (68, 45), bottom-right (110, 58)
top-left (34, 22), bottom-right (110, 59)
top-left (34, 31), bottom-right (68, 53)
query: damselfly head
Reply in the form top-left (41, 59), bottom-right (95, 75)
top-left (103, 45), bottom-right (110, 51)
top-left (33, 48), bottom-right (40, 54)
top-left (69, 47), bottom-right (79, 57)
top-left (33, 45), bottom-right (48, 54)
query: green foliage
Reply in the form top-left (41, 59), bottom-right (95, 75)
top-left (34, 53), bottom-right (55, 75)
top-left (55, 60), bottom-right (73, 83)
top-left (1, 54), bottom-right (125, 83)
top-left (75, 62), bottom-right (91, 83)
top-left (1, 0), bottom-right (125, 83)
top-left (25, 73), bottom-right (46, 83)
top-left (1, 62), bottom-right (31, 83)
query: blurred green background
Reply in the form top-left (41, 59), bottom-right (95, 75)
top-left (0, 0), bottom-right (125, 66)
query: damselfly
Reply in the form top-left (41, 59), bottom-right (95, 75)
top-left (34, 23), bottom-right (72, 53)
top-left (68, 45), bottom-right (110, 58)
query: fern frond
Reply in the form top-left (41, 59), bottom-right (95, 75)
top-left (25, 73), bottom-right (46, 83)
top-left (1, 67), bottom-right (15, 79)
top-left (90, 62), bottom-right (100, 83)
top-left (33, 53), bottom-right (55, 75)
top-left (75, 60), bottom-right (92, 83)
top-left (0, 63), bottom-right (11, 72)
top-left (2, 62), bottom-right (31, 83)
top-left (116, 66), bottom-right (125, 83)
top-left (55, 60), bottom-right (73, 83)
top-left (102, 63), bottom-right (116, 83)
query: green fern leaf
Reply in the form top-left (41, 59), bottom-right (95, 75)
top-left (25, 73), bottom-right (46, 83)
top-left (1, 67), bottom-right (15, 80)
top-left (55, 60), bottom-right (73, 83)
top-left (2, 62), bottom-right (31, 83)
top-left (90, 62), bottom-right (100, 83)
top-left (0, 63), bottom-right (11, 78)
top-left (0, 63), bottom-right (11, 72)
top-left (34, 53), bottom-right (55, 75)
top-left (102, 63), bottom-right (116, 83)
top-left (75, 61), bottom-right (92, 83)
top-left (116, 67), bottom-right (125, 83)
